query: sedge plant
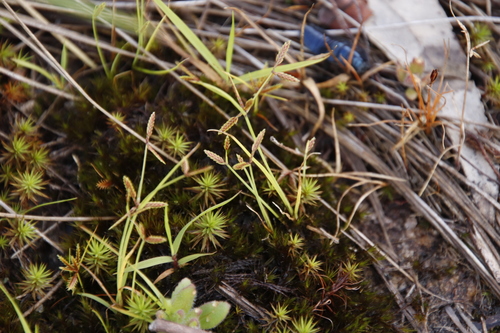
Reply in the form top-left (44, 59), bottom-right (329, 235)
top-left (202, 42), bottom-right (326, 231)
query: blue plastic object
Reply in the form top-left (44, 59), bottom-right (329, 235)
top-left (303, 25), bottom-right (367, 73)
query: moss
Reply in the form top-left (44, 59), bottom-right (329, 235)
top-left (0, 36), bottom-right (408, 333)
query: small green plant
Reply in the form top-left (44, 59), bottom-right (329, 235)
top-left (291, 316), bottom-right (320, 333)
top-left (83, 238), bottom-right (114, 275)
top-left (0, 235), bottom-right (9, 250)
top-left (2, 135), bottom-right (32, 165)
top-left (167, 131), bottom-right (191, 157)
top-left (0, 164), bottom-right (15, 188)
top-left (187, 170), bottom-right (227, 207)
top-left (28, 146), bottom-right (50, 171)
top-left (18, 262), bottom-right (53, 300)
top-left (471, 23), bottom-right (493, 44)
top-left (5, 218), bottom-right (37, 249)
top-left (0, 42), bottom-right (16, 67)
top-left (335, 81), bottom-right (350, 94)
top-left (299, 254), bottom-right (323, 280)
top-left (13, 116), bottom-right (38, 137)
top-left (126, 291), bottom-right (158, 333)
top-left (11, 169), bottom-right (49, 204)
top-left (149, 278), bottom-right (230, 331)
top-left (270, 302), bottom-right (292, 328)
top-left (190, 209), bottom-right (230, 251)
top-left (151, 124), bottom-right (191, 157)
top-left (486, 76), bottom-right (500, 105)
top-left (287, 233), bottom-right (305, 257)
top-left (298, 178), bottom-right (322, 205)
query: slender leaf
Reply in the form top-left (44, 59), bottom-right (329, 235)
top-left (177, 252), bottom-right (214, 266)
top-left (0, 283), bottom-right (32, 333)
top-left (226, 12), bottom-right (235, 73)
top-left (124, 256), bottom-right (174, 273)
top-left (79, 292), bottom-right (113, 309)
top-left (238, 54), bottom-right (330, 82)
top-left (152, 0), bottom-right (227, 81)
top-left (194, 81), bottom-right (246, 115)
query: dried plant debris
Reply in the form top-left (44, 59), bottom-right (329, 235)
top-left (0, 0), bottom-right (499, 332)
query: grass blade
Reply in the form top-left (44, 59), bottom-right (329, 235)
top-left (226, 12), bottom-right (235, 73)
top-left (152, 0), bottom-right (227, 82)
top-left (238, 54), bottom-right (330, 82)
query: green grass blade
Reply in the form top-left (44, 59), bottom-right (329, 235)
top-left (226, 12), bottom-right (235, 73)
top-left (78, 293), bottom-right (113, 309)
top-left (0, 283), bottom-right (33, 333)
top-left (177, 252), bottom-right (214, 266)
top-left (124, 256), bottom-right (173, 273)
top-left (238, 54), bottom-right (330, 82)
top-left (194, 81), bottom-right (246, 115)
top-left (152, 0), bottom-right (227, 81)
top-left (91, 308), bottom-right (111, 333)
top-left (92, 3), bottom-right (111, 78)
top-left (12, 58), bottom-right (63, 89)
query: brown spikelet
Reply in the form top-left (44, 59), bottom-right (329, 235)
top-left (123, 176), bottom-right (136, 201)
top-left (219, 116), bottom-right (239, 133)
top-left (146, 112), bottom-right (156, 141)
top-left (145, 235), bottom-right (168, 244)
top-left (429, 69), bottom-right (438, 86)
top-left (142, 202), bottom-right (168, 209)
top-left (234, 162), bottom-right (250, 170)
top-left (275, 40), bottom-right (291, 67)
top-left (204, 150), bottom-right (226, 165)
top-left (236, 154), bottom-right (245, 163)
top-left (244, 98), bottom-right (254, 113)
top-left (224, 136), bottom-right (231, 151)
top-left (305, 137), bottom-right (316, 154)
top-left (251, 129), bottom-right (266, 156)
top-left (275, 72), bottom-right (300, 82)
top-left (136, 223), bottom-right (146, 239)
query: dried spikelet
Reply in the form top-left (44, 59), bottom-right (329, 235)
top-left (145, 235), bottom-right (168, 244)
top-left (136, 223), bottom-right (146, 239)
top-left (305, 137), bottom-right (316, 154)
top-left (275, 40), bottom-right (291, 67)
top-left (123, 176), bottom-right (136, 201)
top-left (142, 202), bottom-right (168, 209)
top-left (234, 162), bottom-right (250, 170)
top-left (224, 136), bottom-right (231, 151)
top-left (244, 98), bottom-right (254, 113)
top-left (204, 150), bottom-right (226, 165)
top-left (219, 116), bottom-right (239, 133)
top-left (236, 154), bottom-right (245, 163)
top-left (252, 129), bottom-right (266, 156)
top-left (275, 72), bottom-right (300, 82)
top-left (147, 112), bottom-right (156, 141)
